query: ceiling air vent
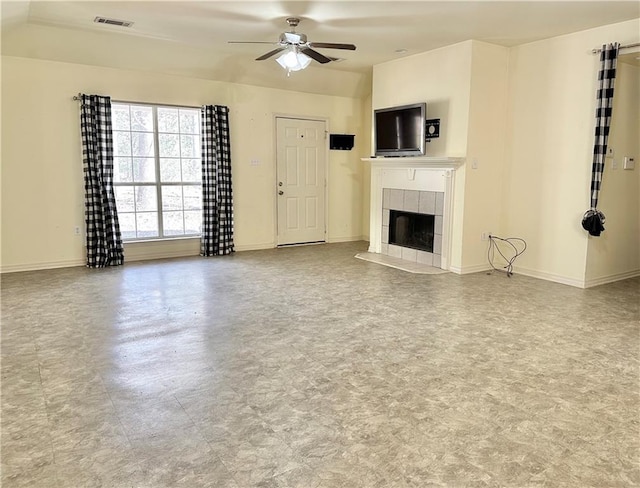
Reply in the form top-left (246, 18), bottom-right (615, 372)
top-left (94, 17), bottom-right (134, 28)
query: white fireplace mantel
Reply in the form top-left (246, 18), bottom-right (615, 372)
top-left (364, 156), bottom-right (465, 270)
top-left (361, 156), bottom-right (464, 169)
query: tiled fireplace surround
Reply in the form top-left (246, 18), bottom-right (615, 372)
top-left (366, 158), bottom-right (462, 270)
top-left (381, 189), bottom-right (444, 267)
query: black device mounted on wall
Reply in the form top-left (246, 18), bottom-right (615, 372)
top-left (330, 134), bottom-right (355, 150)
top-left (425, 119), bottom-right (440, 140)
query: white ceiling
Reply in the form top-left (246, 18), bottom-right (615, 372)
top-left (2, 1), bottom-right (639, 96)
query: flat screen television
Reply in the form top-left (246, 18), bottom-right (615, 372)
top-left (374, 102), bottom-right (426, 157)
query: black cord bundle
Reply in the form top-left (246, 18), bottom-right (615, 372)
top-left (487, 235), bottom-right (527, 277)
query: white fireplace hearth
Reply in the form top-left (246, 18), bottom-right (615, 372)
top-left (363, 157), bottom-right (463, 271)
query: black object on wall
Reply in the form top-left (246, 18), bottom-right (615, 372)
top-left (330, 134), bottom-right (355, 150)
top-left (425, 119), bottom-right (440, 140)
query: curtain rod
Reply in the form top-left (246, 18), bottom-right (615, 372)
top-left (72, 94), bottom-right (200, 109)
top-left (592, 42), bottom-right (640, 54)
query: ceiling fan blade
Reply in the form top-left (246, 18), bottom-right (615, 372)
top-left (308, 42), bottom-right (356, 51)
top-left (256, 47), bottom-right (286, 61)
top-left (228, 41), bottom-right (279, 45)
top-left (301, 48), bottom-right (332, 64)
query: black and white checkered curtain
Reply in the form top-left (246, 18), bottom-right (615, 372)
top-left (582, 43), bottom-right (619, 236)
top-left (80, 94), bottom-right (124, 267)
top-left (590, 43), bottom-right (619, 208)
top-left (201, 105), bottom-right (234, 256)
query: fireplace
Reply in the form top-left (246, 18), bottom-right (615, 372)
top-left (389, 210), bottom-right (434, 252)
top-left (365, 158), bottom-right (462, 270)
top-left (381, 188), bottom-right (444, 267)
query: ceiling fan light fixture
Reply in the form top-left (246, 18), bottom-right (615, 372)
top-left (275, 48), bottom-right (311, 72)
top-left (230, 17), bottom-right (356, 71)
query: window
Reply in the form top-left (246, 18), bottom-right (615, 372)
top-left (112, 103), bottom-right (202, 240)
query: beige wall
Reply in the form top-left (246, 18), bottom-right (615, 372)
top-left (372, 41), bottom-right (473, 158)
top-left (462, 42), bottom-right (510, 271)
top-left (1, 56), bottom-right (368, 271)
top-left (360, 92), bottom-right (373, 240)
top-left (504, 19), bottom-right (640, 286)
top-left (585, 60), bottom-right (640, 285)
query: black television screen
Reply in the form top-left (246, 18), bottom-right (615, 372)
top-left (374, 103), bottom-right (426, 157)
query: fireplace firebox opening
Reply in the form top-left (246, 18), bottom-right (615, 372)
top-left (389, 210), bottom-right (435, 252)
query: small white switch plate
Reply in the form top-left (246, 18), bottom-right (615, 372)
top-left (250, 159), bottom-right (260, 166)
top-left (472, 158), bottom-right (478, 169)
top-left (611, 159), bottom-right (618, 170)
top-left (606, 147), bottom-right (615, 158)
top-left (623, 157), bottom-right (635, 170)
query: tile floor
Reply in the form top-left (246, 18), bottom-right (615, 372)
top-left (1, 241), bottom-right (638, 487)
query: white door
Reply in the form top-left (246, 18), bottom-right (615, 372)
top-left (276, 117), bottom-right (327, 246)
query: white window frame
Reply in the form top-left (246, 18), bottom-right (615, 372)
top-left (112, 102), bottom-right (202, 241)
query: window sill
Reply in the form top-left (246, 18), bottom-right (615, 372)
top-left (124, 236), bottom-right (201, 245)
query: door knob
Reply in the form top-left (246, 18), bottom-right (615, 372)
top-left (278, 190), bottom-right (284, 195)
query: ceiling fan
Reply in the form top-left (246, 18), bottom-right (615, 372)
top-left (228, 17), bottom-right (356, 72)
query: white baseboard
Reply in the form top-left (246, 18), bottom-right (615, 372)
top-left (234, 242), bottom-right (276, 252)
top-left (0, 238), bottom-right (368, 273)
top-left (237, 237), bottom-right (367, 249)
top-left (449, 260), bottom-right (587, 288)
top-left (512, 266), bottom-right (586, 288)
top-left (1, 259), bottom-right (86, 274)
top-left (584, 269), bottom-right (640, 288)
top-left (448, 263), bottom-right (492, 275)
top-left (450, 263), bottom-right (639, 289)
top-left (327, 235), bottom-right (368, 243)
top-left (448, 263), bottom-right (586, 289)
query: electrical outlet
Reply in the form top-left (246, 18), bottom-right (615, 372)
top-left (606, 147), bottom-right (615, 158)
top-left (74, 226), bottom-right (81, 235)
top-left (481, 232), bottom-right (491, 241)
